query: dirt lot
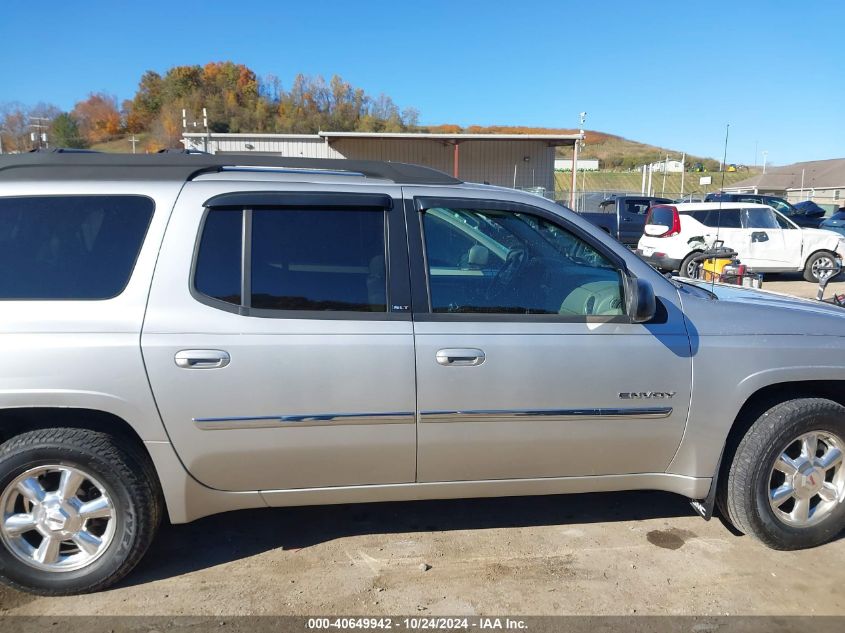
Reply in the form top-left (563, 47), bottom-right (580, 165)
top-left (1, 274), bottom-right (844, 618)
top-left (1, 492), bottom-right (844, 617)
top-left (761, 271), bottom-right (845, 299)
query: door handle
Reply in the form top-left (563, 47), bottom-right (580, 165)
top-left (436, 348), bottom-right (485, 367)
top-left (174, 349), bottom-right (230, 369)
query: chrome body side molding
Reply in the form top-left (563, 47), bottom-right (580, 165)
top-left (419, 407), bottom-right (673, 422)
top-left (194, 411), bottom-right (415, 430)
top-left (195, 407), bottom-right (673, 430)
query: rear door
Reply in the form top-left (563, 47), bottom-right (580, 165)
top-left (142, 183), bottom-right (417, 492)
top-left (404, 189), bottom-right (692, 482)
top-left (618, 198), bottom-right (655, 246)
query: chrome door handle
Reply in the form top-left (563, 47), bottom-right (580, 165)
top-left (174, 349), bottom-right (230, 369)
top-left (435, 348), bottom-right (485, 367)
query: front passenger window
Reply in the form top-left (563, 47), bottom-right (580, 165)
top-left (421, 206), bottom-right (624, 317)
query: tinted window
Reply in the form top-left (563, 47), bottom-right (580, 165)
top-left (195, 210), bottom-right (242, 305)
top-left (0, 195), bottom-right (153, 300)
top-left (649, 206), bottom-right (676, 227)
top-left (687, 208), bottom-right (742, 228)
top-left (251, 209), bottom-right (386, 312)
top-left (624, 200), bottom-right (651, 215)
top-left (422, 207), bottom-right (623, 317)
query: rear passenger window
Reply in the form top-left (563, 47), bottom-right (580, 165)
top-left (688, 209), bottom-right (742, 228)
top-left (0, 195), bottom-right (153, 299)
top-left (195, 210), bottom-right (242, 306)
top-left (251, 209), bottom-right (386, 312)
top-left (193, 207), bottom-right (387, 314)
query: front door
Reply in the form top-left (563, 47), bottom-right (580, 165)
top-left (739, 206), bottom-right (790, 268)
top-left (142, 184), bottom-right (416, 492)
top-left (404, 191), bottom-right (692, 482)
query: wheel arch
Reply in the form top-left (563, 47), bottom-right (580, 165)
top-left (679, 249), bottom-right (704, 274)
top-left (0, 407), bottom-right (147, 450)
top-left (802, 247), bottom-right (837, 268)
top-left (718, 380), bottom-right (845, 484)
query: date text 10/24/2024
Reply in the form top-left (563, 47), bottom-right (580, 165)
top-left (307, 617), bottom-right (528, 630)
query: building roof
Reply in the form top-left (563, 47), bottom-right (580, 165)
top-left (729, 158), bottom-right (845, 191)
top-left (183, 130), bottom-right (584, 146)
top-left (0, 152), bottom-right (461, 185)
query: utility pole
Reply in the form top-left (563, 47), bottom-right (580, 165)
top-left (679, 152), bottom-right (686, 200)
top-left (762, 151), bottom-right (768, 174)
top-left (569, 112), bottom-right (586, 210)
top-left (29, 117), bottom-right (50, 150)
top-left (129, 135), bottom-right (139, 154)
top-left (661, 153), bottom-right (669, 196)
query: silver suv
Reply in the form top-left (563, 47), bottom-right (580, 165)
top-left (1, 152), bottom-right (844, 595)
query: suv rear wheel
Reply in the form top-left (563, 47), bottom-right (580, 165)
top-left (719, 398), bottom-right (845, 549)
top-left (0, 428), bottom-right (161, 594)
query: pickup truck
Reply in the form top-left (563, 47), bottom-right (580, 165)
top-left (2, 152), bottom-right (845, 596)
top-left (577, 195), bottom-right (672, 246)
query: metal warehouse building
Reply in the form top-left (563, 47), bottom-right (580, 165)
top-left (182, 131), bottom-right (582, 195)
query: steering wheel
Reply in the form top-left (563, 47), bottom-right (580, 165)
top-left (486, 249), bottom-right (526, 301)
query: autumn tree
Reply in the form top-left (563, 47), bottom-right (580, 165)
top-left (72, 93), bottom-right (122, 144)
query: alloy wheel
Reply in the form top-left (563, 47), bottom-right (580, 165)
top-left (0, 464), bottom-right (116, 572)
top-left (769, 431), bottom-right (845, 527)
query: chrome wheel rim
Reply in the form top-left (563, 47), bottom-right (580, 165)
top-left (769, 431), bottom-right (845, 527)
top-left (0, 464), bottom-right (116, 572)
top-left (812, 255), bottom-right (835, 280)
top-left (684, 259), bottom-right (697, 278)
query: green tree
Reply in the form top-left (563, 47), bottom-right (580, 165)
top-left (50, 113), bottom-right (87, 148)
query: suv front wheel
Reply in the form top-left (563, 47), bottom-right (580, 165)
top-left (804, 250), bottom-right (838, 283)
top-left (719, 398), bottom-right (845, 549)
top-left (0, 428), bottom-right (161, 594)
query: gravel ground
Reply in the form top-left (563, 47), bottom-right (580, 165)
top-left (1, 274), bottom-right (843, 617)
top-left (1, 492), bottom-right (843, 617)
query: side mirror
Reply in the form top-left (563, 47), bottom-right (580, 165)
top-left (625, 276), bottom-right (656, 323)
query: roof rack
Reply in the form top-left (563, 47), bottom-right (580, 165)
top-left (0, 152), bottom-right (461, 185)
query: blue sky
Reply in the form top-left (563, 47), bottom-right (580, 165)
top-left (1, 0), bottom-right (842, 164)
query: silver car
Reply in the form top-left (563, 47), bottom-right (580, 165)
top-left (0, 152), bottom-right (844, 595)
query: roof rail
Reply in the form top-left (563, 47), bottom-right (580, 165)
top-left (0, 152), bottom-right (461, 185)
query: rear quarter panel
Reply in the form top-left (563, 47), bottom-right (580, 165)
top-left (0, 180), bottom-right (182, 442)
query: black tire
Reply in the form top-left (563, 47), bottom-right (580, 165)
top-left (679, 252), bottom-right (701, 278)
top-left (0, 428), bottom-right (162, 595)
top-left (803, 250), bottom-right (837, 283)
top-left (719, 398), bottom-right (845, 550)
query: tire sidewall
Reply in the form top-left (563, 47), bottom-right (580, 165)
top-left (679, 253), bottom-right (699, 278)
top-left (748, 407), bottom-right (845, 548)
top-left (805, 252), bottom-right (834, 283)
top-left (0, 444), bottom-right (137, 594)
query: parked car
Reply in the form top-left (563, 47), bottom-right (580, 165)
top-left (636, 202), bottom-right (845, 281)
top-left (705, 192), bottom-right (824, 228)
top-left (820, 209), bottom-right (845, 238)
top-left (577, 195), bottom-right (672, 247)
top-left (793, 200), bottom-right (829, 218)
top-left (3, 152), bottom-right (845, 595)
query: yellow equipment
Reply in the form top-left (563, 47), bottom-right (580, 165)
top-left (701, 255), bottom-right (734, 282)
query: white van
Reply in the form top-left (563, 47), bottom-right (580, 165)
top-left (636, 202), bottom-right (845, 281)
